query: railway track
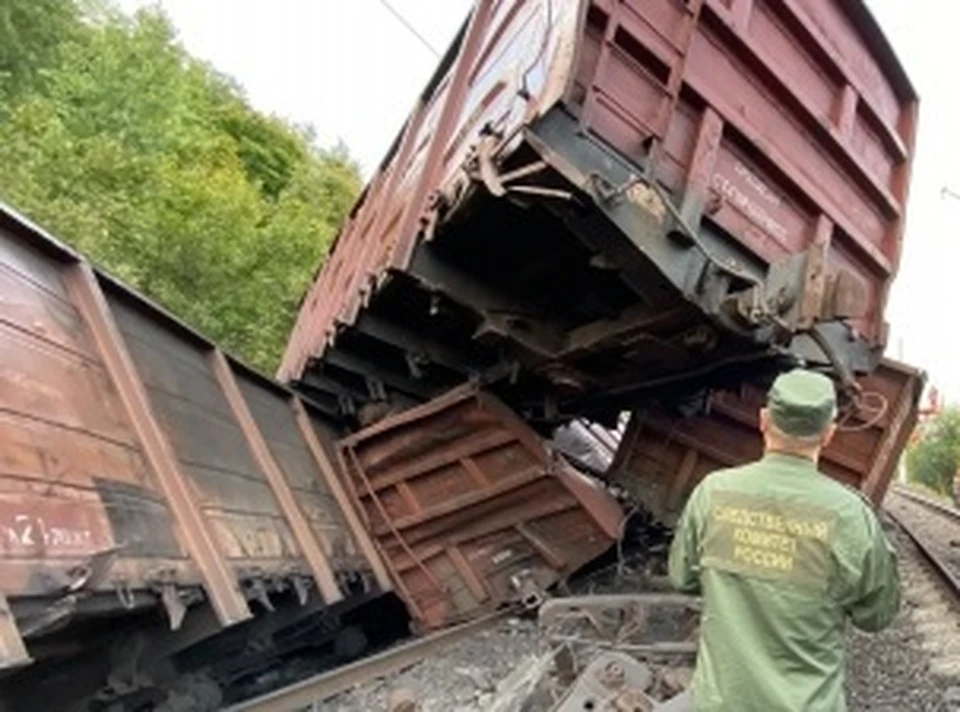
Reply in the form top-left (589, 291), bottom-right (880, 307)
top-left (886, 486), bottom-right (960, 592)
top-left (884, 486), bottom-right (960, 681)
top-left (891, 485), bottom-right (960, 525)
top-left (226, 610), bottom-right (512, 712)
top-left (224, 491), bottom-right (960, 712)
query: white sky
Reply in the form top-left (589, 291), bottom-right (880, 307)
top-left (120, 0), bottom-right (960, 402)
top-left (118, 0), bottom-right (474, 171)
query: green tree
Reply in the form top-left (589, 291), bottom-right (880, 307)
top-left (906, 406), bottom-right (960, 496)
top-left (0, 2), bottom-right (359, 371)
top-left (0, 0), bottom-right (80, 102)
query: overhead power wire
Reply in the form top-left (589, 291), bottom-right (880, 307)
top-left (377, 0), bottom-right (441, 58)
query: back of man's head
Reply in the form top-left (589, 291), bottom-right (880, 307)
top-left (760, 369), bottom-right (838, 459)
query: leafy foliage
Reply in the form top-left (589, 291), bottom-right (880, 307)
top-left (0, 0), bottom-right (359, 370)
top-left (906, 406), bottom-right (960, 497)
top-left (0, 0), bottom-right (80, 102)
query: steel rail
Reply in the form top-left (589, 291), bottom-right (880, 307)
top-left (225, 610), bottom-right (512, 712)
top-left (889, 485), bottom-right (960, 522)
top-left (885, 490), bottom-right (960, 596)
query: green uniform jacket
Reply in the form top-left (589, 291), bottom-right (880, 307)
top-left (668, 452), bottom-right (900, 712)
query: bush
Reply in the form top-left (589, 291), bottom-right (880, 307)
top-left (906, 406), bottom-right (960, 497)
top-left (0, 0), bottom-right (359, 371)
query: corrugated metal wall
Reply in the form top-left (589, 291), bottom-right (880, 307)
top-left (0, 205), bottom-right (386, 670)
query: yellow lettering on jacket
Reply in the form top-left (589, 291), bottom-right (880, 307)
top-left (714, 505), bottom-right (829, 541)
top-left (703, 493), bottom-right (835, 589)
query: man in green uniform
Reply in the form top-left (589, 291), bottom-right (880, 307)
top-left (665, 369), bottom-right (900, 711)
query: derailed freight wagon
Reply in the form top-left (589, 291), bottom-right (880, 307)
top-left (0, 204), bottom-right (395, 710)
top-left (337, 386), bottom-right (624, 631)
top-left (0, 204), bottom-right (623, 710)
top-left (608, 358), bottom-right (924, 519)
top-left (280, 0), bottom-right (917, 428)
top-left (326, 358), bottom-right (922, 637)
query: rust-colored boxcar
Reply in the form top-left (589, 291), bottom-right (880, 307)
top-left (0, 204), bottom-right (390, 708)
top-left (338, 386), bottom-right (622, 630)
top-left (280, 0), bottom-right (917, 427)
top-left (609, 359), bottom-right (923, 522)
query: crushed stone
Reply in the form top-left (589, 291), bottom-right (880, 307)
top-left (321, 617), bottom-right (539, 712)
top-left (321, 521), bottom-right (960, 711)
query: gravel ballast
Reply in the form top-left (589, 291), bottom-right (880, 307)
top-left (322, 520), bottom-right (960, 711)
top-left (321, 617), bottom-right (539, 711)
top-left (847, 523), bottom-right (960, 712)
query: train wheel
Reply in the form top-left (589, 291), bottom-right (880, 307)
top-left (153, 672), bottom-right (222, 712)
top-left (333, 625), bottom-right (368, 661)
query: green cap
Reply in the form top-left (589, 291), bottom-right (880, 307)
top-left (767, 369), bottom-right (837, 438)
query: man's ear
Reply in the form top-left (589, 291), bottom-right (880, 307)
top-left (759, 407), bottom-right (770, 433)
top-left (821, 422), bottom-right (838, 448)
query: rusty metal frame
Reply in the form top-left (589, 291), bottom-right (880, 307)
top-left (64, 261), bottom-right (251, 626)
top-left (799, 215), bottom-right (833, 329)
top-left (341, 445), bottom-right (447, 612)
top-left (726, 0), bottom-right (755, 33)
top-left (337, 384), bottom-right (625, 630)
top-left (578, 0), bottom-right (620, 135)
top-left (680, 107), bottom-right (723, 226)
top-left (340, 98), bottom-right (429, 331)
top-left (881, 97), bottom-right (920, 341)
top-left (648, 0), bottom-right (706, 173)
top-left (862, 365), bottom-right (923, 503)
top-left (391, 0), bottom-right (496, 270)
top-left (367, 467), bottom-right (545, 537)
top-left (446, 546), bottom-right (488, 603)
top-left (0, 592), bottom-right (31, 670)
top-left (210, 349), bottom-right (343, 604)
top-left (516, 522), bottom-right (566, 569)
top-left (290, 397), bottom-right (393, 593)
top-left (665, 449), bottom-right (699, 512)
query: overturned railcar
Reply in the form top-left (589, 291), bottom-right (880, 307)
top-left (280, 0), bottom-right (917, 426)
top-left (608, 359), bottom-right (924, 520)
top-left (338, 386), bottom-right (623, 631)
